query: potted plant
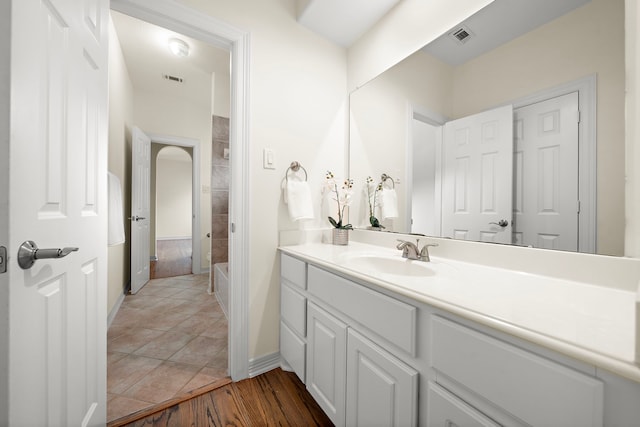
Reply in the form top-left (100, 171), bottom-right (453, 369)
top-left (325, 171), bottom-right (353, 245)
top-left (365, 176), bottom-right (385, 230)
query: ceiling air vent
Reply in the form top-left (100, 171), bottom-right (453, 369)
top-left (162, 74), bottom-right (184, 83)
top-left (450, 25), bottom-right (474, 44)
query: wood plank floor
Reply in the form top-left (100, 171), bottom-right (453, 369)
top-left (116, 368), bottom-right (333, 427)
top-left (151, 239), bottom-right (193, 279)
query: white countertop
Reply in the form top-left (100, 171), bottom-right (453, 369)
top-left (279, 240), bottom-right (640, 383)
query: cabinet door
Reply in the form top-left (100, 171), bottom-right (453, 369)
top-left (346, 329), bottom-right (419, 427)
top-left (307, 302), bottom-right (347, 427)
top-left (427, 381), bottom-right (501, 427)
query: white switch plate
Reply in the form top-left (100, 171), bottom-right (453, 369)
top-left (263, 148), bottom-right (276, 169)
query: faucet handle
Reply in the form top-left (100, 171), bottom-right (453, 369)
top-left (419, 243), bottom-right (439, 262)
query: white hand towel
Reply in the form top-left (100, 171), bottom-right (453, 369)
top-left (284, 178), bottom-right (314, 221)
top-left (380, 188), bottom-right (399, 220)
top-left (108, 172), bottom-right (126, 246)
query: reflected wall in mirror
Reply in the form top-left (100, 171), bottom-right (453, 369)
top-left (349, 0), bottom-right (624, 256)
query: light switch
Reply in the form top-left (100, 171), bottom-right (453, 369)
top-left (263, 148), bottom-right (276, 169)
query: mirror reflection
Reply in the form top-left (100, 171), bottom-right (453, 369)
top-left (349, 0), bottom-right (624, 256)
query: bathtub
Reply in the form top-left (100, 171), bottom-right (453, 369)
top-left (213, 262), bottom-right (229, 319)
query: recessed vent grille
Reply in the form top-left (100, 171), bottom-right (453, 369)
top-left (162, 74), bottom-right (184, 83)
top-left (450, 26), bottom-right (473, 44)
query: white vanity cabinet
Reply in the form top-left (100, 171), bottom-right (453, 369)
top-left (279, 254), bottom-right (307, 382)
top-left (280, 254), bottom-right (419, 427)
top-left (430, 315), bottom-right (604, 427)
top-left (279, 251), bottom-right (640, 427)
top-left (306, 301), bottom-right (348, 425)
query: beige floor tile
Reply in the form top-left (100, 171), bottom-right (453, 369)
top-left (108, 328), bottom-right (165, 354)
top-left (169, 336), bottom-right (221, 367)
top-left (171, 313), bottom-right (221, 336)
top-left (107, 394), bottom-right (155, 423)
top-left (122, 361), bottom-right (201, 404)
top-left (108, 354), bottom-right (164, 394)
top-left (107, 272), bottom-right (228, 420)
top-left (133, 330), bottom-right (196, 360)
top-left (172, 288), bottom-right (208, 301)
top-left (137, 285), bottom-right (185, 298)
top-left (176, 366), bottom-right (229, 395)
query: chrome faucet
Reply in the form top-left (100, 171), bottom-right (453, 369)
top-left (396, 239), bottom-right (438, 262)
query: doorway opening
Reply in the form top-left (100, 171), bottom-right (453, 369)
top-left (151, 144), bottom-right (194, 279)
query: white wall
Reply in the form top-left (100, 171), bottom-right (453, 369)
top-left (107, 17), bottom-right (134, 316)
top-left (156, 149), bottom-right (193, 238)
top-left (349, 51), bottom-right (453, 232)
top-left (176, 0), bottom-right (348, 359)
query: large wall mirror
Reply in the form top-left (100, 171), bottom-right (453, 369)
top-left (349, 0), bottom-right (624, 256)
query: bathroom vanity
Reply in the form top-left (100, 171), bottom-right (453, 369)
top-left (278, 233), bottom-right (640, 426)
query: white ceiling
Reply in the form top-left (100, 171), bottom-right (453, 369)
top-left (110, 10), bottom-right (230, 109)
top-left (111, 0), bottom-right (592, 107)
top-left (296, 0), bottom-right (400, 47)
top-left (423, 0), bottom-right (592, 65)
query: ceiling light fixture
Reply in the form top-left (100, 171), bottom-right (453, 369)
top-left (168, 37), bottom-right (190, 57)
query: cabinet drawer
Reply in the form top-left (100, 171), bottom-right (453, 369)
top-left (281, 281), bottom-right (306, 337)
top-left (281, 254), bottom-right (306, 290)
top-left (431, 315), bottom-right (603, 427)
top-left (308, 265), bottom-right (416, 356)
top-left (427, 381), bottom-right (500, 427)
top-left (280, 321), bottom-right (306, 383)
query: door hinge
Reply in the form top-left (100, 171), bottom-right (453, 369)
top-left (0, 246), bottom-right (6, 274)
top-left (231, 223), bottom-right (236, 233)
top-left (577, 109), bottom-right (581, 124)
top-left (577, 200), bottom-right (581, 214)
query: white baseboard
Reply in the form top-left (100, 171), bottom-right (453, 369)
top-left (107, 291), bottom-right (126, 328)
top-left (156, 236), bottom-right (192, 241)
top-left (248, 351), bottom-right (281, 378)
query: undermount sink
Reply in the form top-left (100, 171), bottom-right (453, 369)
top-left (345, 255), bottom-right (436, 277)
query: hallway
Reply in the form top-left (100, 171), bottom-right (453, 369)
top-left (106, 274), bottom-right (228, 423)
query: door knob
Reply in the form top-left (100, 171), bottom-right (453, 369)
top-left (17, 240), bottom-right (79, 270)
top-left (489, 219), bottom-right (509, 228)
top-left (128, 216), bottom-right (146, 221)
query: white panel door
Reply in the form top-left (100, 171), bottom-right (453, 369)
top-left (346, 329), bottom-right (418, 427)
top-left (513, 92), bottom-right (579, 251)
top-left (306, 302), bottom-right (347, 427)
top-left (8, 0), bottom-right (108, 425)
top-left (131, 126), bottom-right (151, 294)
top-left (442, 105), bottom-right (514, 243)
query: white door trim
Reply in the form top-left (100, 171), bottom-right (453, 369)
top-left (149, 134), bottom-right (201, 275)
top-left (111, 0), bottom-right (251, 381)
top-left (406, 104), bottom-right (447, 234)
top-left (507, 75), bottom-right (597, 253)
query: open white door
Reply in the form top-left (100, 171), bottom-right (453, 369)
top-left (513, 92), bottom-right (579, 250)
top-left (131, 126), bottom-right (151, 294)
top-left (441, 105), bottom-right (514, 244)
top-left (8, 0), bottom-right (108, 425)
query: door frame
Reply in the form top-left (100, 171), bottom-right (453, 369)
top-left (149, 134), bottom-right (201, 275)
top-left (405, 104), bottom-right (447, 234)
top-left (508, 75), bottom-right (596, 253)
top-left (111, 0), bottom-right (251, 380)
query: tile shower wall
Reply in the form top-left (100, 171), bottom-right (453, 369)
top-left (211, 116), bottom-right (229, 283)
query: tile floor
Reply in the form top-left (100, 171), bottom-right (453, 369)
top-left (107, 273), bottom-right (228, 423)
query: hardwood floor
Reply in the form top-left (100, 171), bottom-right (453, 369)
top-left (114, 368), bottom-right (333, 427)
top-left (151, 239), bottom-right (193, 279)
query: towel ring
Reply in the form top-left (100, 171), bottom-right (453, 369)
top-left (381, 173), bottom-right (395, 189)
top-left (285, 161), bottom-right (308, 182)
